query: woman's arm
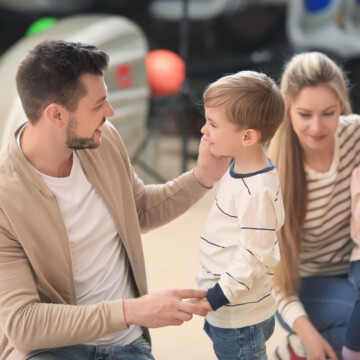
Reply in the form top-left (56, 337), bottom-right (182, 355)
top-left (351, 168), bottom-right (360, 260)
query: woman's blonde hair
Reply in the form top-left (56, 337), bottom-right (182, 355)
top-left (267, 52), bottom-right (351, 296)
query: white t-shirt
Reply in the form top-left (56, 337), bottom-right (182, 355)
top-left (17, 127), bottom-right (142, 346)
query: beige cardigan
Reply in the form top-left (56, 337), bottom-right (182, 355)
top-left (0, 122), bottom-right (208, 359)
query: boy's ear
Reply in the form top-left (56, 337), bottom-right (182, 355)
top-left (242, 128), bottom-right (261, 147)
top-left (44, 103), bottom-right (65, 128)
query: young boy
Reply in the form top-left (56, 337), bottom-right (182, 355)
top-left (195, 70), bottom-right (285, 360)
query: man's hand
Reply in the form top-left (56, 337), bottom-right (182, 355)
top-left (194, 135), bottom-right (231, 188)
top-left (123, 289), bottom-right (209, 328)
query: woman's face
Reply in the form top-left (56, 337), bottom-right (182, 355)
top-left (289, 85), bottom-right (343, 155)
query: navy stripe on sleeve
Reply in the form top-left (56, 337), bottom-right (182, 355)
top-left (201, 237), bottom-right (225, 248)
top-left (215, 201), bottom-right (237, 218)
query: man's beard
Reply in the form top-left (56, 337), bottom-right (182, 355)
top-left (66, 115), bottom-right (102, 150)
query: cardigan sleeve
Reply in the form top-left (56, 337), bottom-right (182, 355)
top-left (95, 121), bottom-right (211, 234)
top-left (0, 209), bottom-right (128, 354)
top-left (137, 170), bottom-right (210, 233)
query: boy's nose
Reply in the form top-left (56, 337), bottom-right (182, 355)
top-left (201, 124), bottom-right (208, 135)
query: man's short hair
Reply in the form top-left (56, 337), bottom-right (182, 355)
top-left (16, 39), bottom-right (109, 124)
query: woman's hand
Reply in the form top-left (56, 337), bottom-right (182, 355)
top-left (303, 330), bottom-right (337, 360)
top-left (293, 315), bottom-right (338, 360)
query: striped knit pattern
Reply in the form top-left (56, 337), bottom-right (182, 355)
top-left (276, 114), bottom-right (360, 328)
top-left (301, 115), bottom-right (360, 276)
top-left (197, 160), bottom-right (285, 328)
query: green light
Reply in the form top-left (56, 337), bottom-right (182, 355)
top-left (26, 17), bottom-right (58, 36)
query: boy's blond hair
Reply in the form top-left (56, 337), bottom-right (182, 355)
top-left (203, 70), bottom-right (285, 143)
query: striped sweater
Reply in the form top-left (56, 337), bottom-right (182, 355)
top-left (351, 167), bottom-right (360, 261)
top-left (276, 114), bottom-right (360, 328)
top-left (196, 159), bottom-right (285, 329)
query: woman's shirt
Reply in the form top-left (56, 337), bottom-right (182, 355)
top-left (350, 167), bottom-right (360, 261)
top-left (276, 114), bottom-right (360, 327)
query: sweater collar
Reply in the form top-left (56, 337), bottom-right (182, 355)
top-left (9, 123), bottom-right (59, 198)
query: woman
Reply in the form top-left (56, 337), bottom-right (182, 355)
top-left (268, 52), bottom-right (360, 360)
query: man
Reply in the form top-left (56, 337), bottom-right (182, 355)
top-left (0, 40), bottom-right (230, 359)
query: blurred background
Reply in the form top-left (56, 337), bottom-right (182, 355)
top-left (1, 1), bottom-right (359, 358)
top-left (1, 0), bottom-right (360, 183)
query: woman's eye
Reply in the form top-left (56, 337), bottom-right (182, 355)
top-left (323, 112), bottom-right (335, 116)
top-left (298, 113), bottom-right (310, 118)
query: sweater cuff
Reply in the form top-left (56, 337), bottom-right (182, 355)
top-left (206, 283), bottom-right (230, 311)
top-left (103, 299), bottom-right (129, 332)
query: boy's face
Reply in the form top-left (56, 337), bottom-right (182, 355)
top-left (202, 105), bottom-right (243, 157)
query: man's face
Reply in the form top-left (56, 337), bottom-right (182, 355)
top-left (65, 74), bottom-right (114, 150)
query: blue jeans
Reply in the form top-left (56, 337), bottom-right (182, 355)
top-left (204, 316), bottom-right (275, 360)
top-left (27, 336), bottom-right (155, 360)
top-left (276, 274), bottom-right (357, 356)
top-left (344, 260), bottom-right (360, 351)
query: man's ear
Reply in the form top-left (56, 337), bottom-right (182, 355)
top-left (242, 128), bottom-right (261, 147)
top-left (44, 103), bottom-right (65, 128)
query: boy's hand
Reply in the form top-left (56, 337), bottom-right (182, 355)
top-left (187, 297), bottom-right (213, 312)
